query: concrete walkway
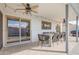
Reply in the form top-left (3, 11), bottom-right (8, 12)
top-left (69, 43), bottom-right (79, 55)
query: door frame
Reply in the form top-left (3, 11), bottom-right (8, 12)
top-left (6, 15), bottom-right (32, 47)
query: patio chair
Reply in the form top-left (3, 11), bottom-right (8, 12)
top-left (62, 32), bottom-right (66, 41)
top-left (52, 33), bottom-right (59, 46)
top-left (38, 34), bottom-right (50, 47)
top-left (43, 32), bottom-right (50, 34)
top-left (57, 33), bottom-right (63, 42)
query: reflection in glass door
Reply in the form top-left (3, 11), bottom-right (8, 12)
top-left (21, 20), bottom-right (30, 41)
top-left (7, 17), bottom-right (30, 44)
top-left (8, 18), bottom-right (20, 43)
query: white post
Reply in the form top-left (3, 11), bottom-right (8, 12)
top-left (19, 18), bottom-right (21, 45)
top-left (76, 16), bottom-right (78, 42)
top-left (65, 4), bottom-right (69, 54)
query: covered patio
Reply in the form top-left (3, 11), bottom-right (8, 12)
top-left (0, 3), bottom-right (79, 55)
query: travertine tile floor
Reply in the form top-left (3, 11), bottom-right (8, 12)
top-left (0, 36), bottom-right (78, 55)
top-left (69, 43), bottom-right (79, 55)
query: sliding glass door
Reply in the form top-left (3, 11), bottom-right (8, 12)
top-left (8, 18), bottom-right (20, 43)
top-left (7, 17), bottom-right (30, 44)
top-left (21, 20), bottom-right (30, 41)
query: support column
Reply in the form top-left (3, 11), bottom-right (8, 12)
top-left (76, 16), bottom-right (78, 42)
top-left (65, 4), bottom-right (69, 54)
top-left (0, 11), bottom-right (3, 49)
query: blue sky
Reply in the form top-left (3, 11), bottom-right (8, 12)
top-left (8, 20), bottom-right (28, 28)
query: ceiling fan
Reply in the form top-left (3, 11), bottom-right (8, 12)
top-left (16, 3), bottom-right (39, 14)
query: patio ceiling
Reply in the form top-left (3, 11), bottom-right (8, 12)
top-left (70, 3), bottom-right (79, 16)
top-left (0, 3), bottom-right (78, 22)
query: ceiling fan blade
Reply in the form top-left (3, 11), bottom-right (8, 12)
top-left (31, 10), bottom-right (37, 13)
top-left (22, 3), bottom-right (27, 8)
top-left (16, 9), bottom-right (26, 10)
top-left (23, 11), bottom-right (28, 14)
top-left (23, 11), bottom-right (31, 14)
top-left (31, 5), bottom-right (39, 9)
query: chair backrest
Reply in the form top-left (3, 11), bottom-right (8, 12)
top-left (52, 33), bottom-right (59, 42)
top-left (58, 33), bottom-right (62, 39)
top-left (38, 34), bottom-right (49, 41)
top-left (38, 34), bottom-right (44, 41)
top-left (44, 35), bottom-right (50, 41)
top-left (56, 33), bottom-right (60, 41)
top-left (62, 32), bottom-right (66, 37)
top-left (43, 32), bottom-right (50, 34)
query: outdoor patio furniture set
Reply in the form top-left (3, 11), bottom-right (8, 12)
top-left (38, 32), bottom-right (66, 47)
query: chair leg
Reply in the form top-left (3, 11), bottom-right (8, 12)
top-left (41, 41), bottom-right (44, 47)
top-left (57, 39), bottom-right (59, 46)
top-left (39, 41), bottom-right (42, 47)
top-left (52, 42), bottom-right (54, 47)
top-left (57, 41), bottom-right (59, 46)
top-left (60, 39), bottom-right (62, 42)
top-left (47, 40), bottom-right (50, 47)
top-left (38, 41), bottom-right (40, 46)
